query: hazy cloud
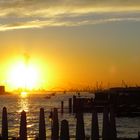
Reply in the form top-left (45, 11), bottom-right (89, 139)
top-left (0, 0), bottom-right (140, 31)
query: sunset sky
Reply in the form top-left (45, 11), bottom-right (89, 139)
top-left (0, 0), bottom-right (140, 91)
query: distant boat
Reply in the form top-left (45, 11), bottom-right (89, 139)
top-left (44, 92), bottom-right (56, 99)
top-left (50, 92), bottom-right (56, 96)
top-left (44, 95), bottom-right (51, 99)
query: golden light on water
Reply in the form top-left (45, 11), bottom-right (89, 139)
top-left (18, 92), bottom-right (29, 113)
top-left (20, 91), bottom-right (28, 98)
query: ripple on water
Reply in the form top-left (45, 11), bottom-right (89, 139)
top-left (0, 93), bottom-right (140, 139)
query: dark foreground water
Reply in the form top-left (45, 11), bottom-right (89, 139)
top-left (0, 92), bottom-right (140, 139)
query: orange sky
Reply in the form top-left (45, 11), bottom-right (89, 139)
top-left (0, 1), bottom-right (140, 91)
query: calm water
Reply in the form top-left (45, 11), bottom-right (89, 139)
top-left (0, 92), bottom-right (140, 139)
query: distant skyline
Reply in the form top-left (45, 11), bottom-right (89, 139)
top-left (0, 0), bottom-right (140, 91)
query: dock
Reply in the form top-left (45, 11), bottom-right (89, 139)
top-left (70, 87), bottom-right (140, 117)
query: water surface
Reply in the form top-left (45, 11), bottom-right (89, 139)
top-left (0, 92), bottom-right (139, 139)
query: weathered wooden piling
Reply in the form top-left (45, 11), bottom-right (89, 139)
top-left (60, 120), bottom-right (70, 140)
top-left (91, 108), bottom-right (99, 140)
top-left (2, 107), bottom-right (8, 140)
top-left (61, 101), bottom-right (64, 114)
top-left (102, 106), bottom-right (111, 140)
top-left (85, 136), bottom-right (90, 140)
top-left (39, 108), bottom-right (46, 140)
top-left (110, 104), bottom-right (117, 139)
top-left (19, 110), bottom-right (27, 140)
top-left (73, 95), bottom-right (76, 113)
top-left (68, 98), bottom-right (72, 113)
top-left (51, 108), bottom-right (59, 140)
top-left (76, 112), bottom-right (85, 140)
top-left (138, 131), bottom-right (140, 139)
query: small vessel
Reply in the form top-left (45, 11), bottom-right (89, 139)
top-left (45, 95), bottom-right (51, 99)
top-left (50, 92), bottom-right (56, 96)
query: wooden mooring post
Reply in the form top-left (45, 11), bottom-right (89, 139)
top-left (73, 95), bottom-right (76, 113)
top-left (19, 110), bottom-right (27, 140)
top-left (138, 131), bottom-right (140, 139)
top-left (39, 108), bottom-right (46, 140)
top-left (61, 101), bottom-right (64, 114)
top-left (51, 108), bottom-right (59, 140)
top-left (2, 107), bottom-right (8, 140)
top-left (91, 108), bottom-right (99, 140)
top-left (102, 106), bottom-right (111, 140)
top-left (76, 112), bottom-right (85, 140)
top-left (68, 98), bottom-right (72, 113)
top-left (110, 104), bottom-right (117, 140)
top-left (102, 105), bottom-right (117, 140)
top-left (2, 106), bottom-right (140, 140)
top-left (60, 120), bottom-right (70, 140)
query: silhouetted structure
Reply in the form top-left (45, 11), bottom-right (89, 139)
top-left (110, 105), bottom-right (117, 139)
top-left (76, 112), bottom-right (85, 140)
top-left (68, 98), bottom-right (72, 113)
top-left (71, 87), bottom-right (140, 116)
top-left (109, 87), bottom-right (140, 117)
top-left (51, 108), bottom-right (59, 140)
top-left (19, 111), bottom-right (27, 140)
top-left (102, 106), bottom-right (112, 140)
top-left (73, 95), bottom-right (94, 113)
top-left (61, 101), bottom-right (64, 114)
top-left (91, 108), bottom-right (99, 140)
top-left (60, 120), bottom-right (70, 140)
top-left (0, 107), bottom-right (140, 140)
top-left (73, 95), bottom-right (76, 113)
top-left (39, 108), bottom-right (46, 140)
top-left (2, 107), bottom-right (8, 140)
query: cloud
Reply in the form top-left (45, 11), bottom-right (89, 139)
top-left (1, 0), bottom-right (140, 18)
top-left (0, 0), bottom-right (140, 31)
top-left (0, 16), bottom-right (140, 31)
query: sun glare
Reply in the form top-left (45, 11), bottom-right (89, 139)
top-left (20, 91), bottom-right (28, 98)
top-left (8, 62), bottom-right (39, 90)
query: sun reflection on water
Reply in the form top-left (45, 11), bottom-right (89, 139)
top-left (20, 91), bottom-right (28, 98)
top-left (18, 92), bottom-right (29, 113)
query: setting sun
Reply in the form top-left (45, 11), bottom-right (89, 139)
top-left (8, 62), bottom-right (39, 90)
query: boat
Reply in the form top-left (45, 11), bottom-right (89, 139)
top-left (44, 95), bottom-right (51, 99)
top-left (50, 92), bottom-right (56, 96)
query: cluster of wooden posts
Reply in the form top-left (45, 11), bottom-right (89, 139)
top-left (0, 105), bottom-right (140, 140)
